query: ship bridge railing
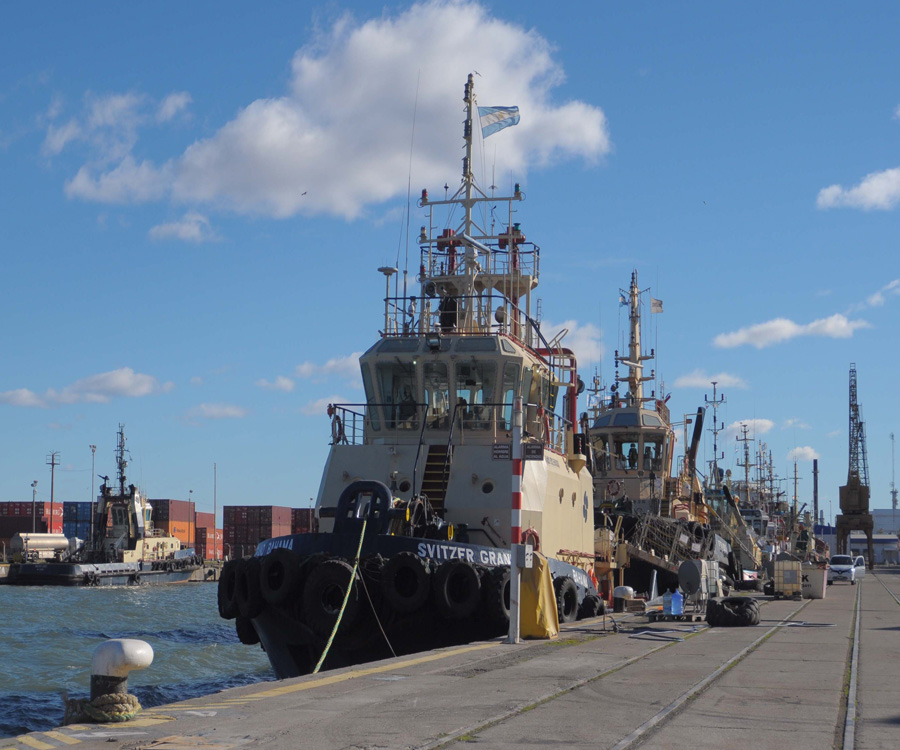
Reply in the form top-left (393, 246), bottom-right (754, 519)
top-left (328, 400), bottom-right (573, 454)
top-left (420, 241), bottom-right (539, 282)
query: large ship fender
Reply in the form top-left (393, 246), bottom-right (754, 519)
top-left (382, 551), bottom-right (431, 614)
top-left (217, 560), bottom-right (240, 619)
top-left (260, 548), bottom-right (301, 605)
top-left (432, 561), bottom-right (482, 619)
top-left (482, 566), bottom-right (511, 626)
top-left (236, 558), bottom-right (265, 619)
top-left (553, 576), bottom-right (579, 623)
top-left (302, 558), bottom-right (359, 636)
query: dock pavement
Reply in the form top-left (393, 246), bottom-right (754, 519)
top-left (5, 567), bottom-right (900, 750)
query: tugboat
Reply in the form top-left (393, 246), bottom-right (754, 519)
top-left (6, 425), bottom-right (200, 586)
top-left (218, 75), bottom-right (600, 679)
top-left (587, 272), bottom-right (739, 593)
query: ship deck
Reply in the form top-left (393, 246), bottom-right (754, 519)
top-left (7, 567), bottom-right (900, 750)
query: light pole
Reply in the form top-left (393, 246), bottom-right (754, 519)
top-left (31, 481), bottom-right (38, 534)
top-left (90, 444), bottom-right (97, 542)
top-left (189, 489), bottom-right (194, 551)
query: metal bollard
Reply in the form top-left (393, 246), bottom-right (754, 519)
top-left (90, 639), bottom-right (154, 700)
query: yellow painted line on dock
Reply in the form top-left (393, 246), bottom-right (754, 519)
top-left (249, 642), bottom-right (499, 700)
top-left (40, 732), bottom-right (81, 745)
top-left (16, 737), bottom-right (55, 750)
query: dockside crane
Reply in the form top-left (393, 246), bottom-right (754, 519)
top-left (836, 363), bottom-right (875, 568)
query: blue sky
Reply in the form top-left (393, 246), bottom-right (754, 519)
top-left (2, 1), bottom-right (898, 525)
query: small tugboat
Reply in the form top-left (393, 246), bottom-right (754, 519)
top-left (586, 272), bottom-right (747, 594)
top-left (5, 425), bottom-right (200, 586)
top-left (219, 75), bottom-right (600, 679)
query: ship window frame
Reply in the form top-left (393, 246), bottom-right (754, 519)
top-left (454, 359), bottom-right (498, 431)
top-left (376, 360), bottom-right (419, 431)
top-left (641, 413), bottom-right (662, 427)
top-left (360, 364), bottom-right (380, 432)
top-left (424, 361), bottom-right (450, 430)
top-left (612, 412), bottom-right (640, 427)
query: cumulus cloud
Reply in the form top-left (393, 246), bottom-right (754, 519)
top-left (673, 370), bottom-right (747, 389)
top-left (0, 367), bottom-right (173, 408)
top-left (302, 395), bottom-right (349, 416)
top-left (256, 376), bottom-right (295, 393)
top-left (66, 156), bottom-right (173, 203)
top-left (157, 92), bottom-right (192, 123)
top-left (865, 278), bottom-right (900, 308)
top-left (541, 319), bottom-right (603, 366)
top-left (782, 418), bottom-right (811, 430)
top-left (149, 211), bottom-right (219, 243)
top-left (296, 352), bottom-right (362, 381)
top-left (60, 1), bottom-right (610, 219)
top-left (817, 167), bottom-right (900, 210)
top-left (726, 419), bottom-right (774, 440)
top-left (186, 403), bottom-right (248, 420)
top-left (713, 313), bottom-right (870, 349)
top-left (787, 446), bottom-right (820, 462)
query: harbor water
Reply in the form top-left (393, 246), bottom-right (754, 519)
top-left (0, 582), bottom-right (272, 738)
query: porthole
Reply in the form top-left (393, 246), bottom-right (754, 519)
top-left (399, 480), bottom-right (412, 493)
top-left (482, 481), bottom-right (495, 494)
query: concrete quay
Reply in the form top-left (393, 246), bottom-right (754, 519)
top-left (6, 568), bottom-right (900, 750)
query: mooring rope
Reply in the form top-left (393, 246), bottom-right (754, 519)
top-left (312, 519), bottom-right (367, 674)
top-left (63, 692), bottom-right (142, 724)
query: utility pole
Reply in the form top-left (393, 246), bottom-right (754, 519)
top-left (31, 480), bottom-right (38, 533)
top-left (891, 433), bottom-right (897, 511)
top-left (736, 425), bottom-right (752, 507)
top-left (90, 444), bottom-right (97, 542)
top-left (214, 462), bottom-right (218, 562)
top-left (704, 382), bottom-right (725, 490)
top-left (46, 451), bottom-right (60, 534)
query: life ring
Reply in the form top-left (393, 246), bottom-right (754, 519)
top-left (588, 566), bottom-right (599, 592)
top-left (301, 558), bottom-right (359, 636)
top-left (432, 561), bottom-right (482, 619)
top-left (331, 414), bottom-right (345, 444)
top-left (381, 551), bottom-right (431, 614)
top-left (521, 527), bottom-right (541, 552)
top-left (607, 480), bottom-right (621, 497)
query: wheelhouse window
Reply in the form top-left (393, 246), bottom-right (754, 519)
top-left (613, 435), bottom-right (640, 470)
top-left (499, 362), bottom-right (519, 431)
top-left (377, 361), bottom-right (419, 430)
top-left (642, 437), bottom-right (664, 471)
top-left (455, 361), bottom-right (497, 430)
top-left (361, 365), bottom-right (380, 431)
top-left (424, 362), bottom-right (450, 429)
top-left (593, 433), bottom-right (611, 471)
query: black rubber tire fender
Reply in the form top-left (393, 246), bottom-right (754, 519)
top-left (483, 566), bottom-right (511, 626)
top-left (236, 557), bottom-right (266, 619)
top-left (718, 596), bottom-right (757, 627)
top-left (260, 548), bottom-right (301, 605)
top-left (217, 559), bottom-right (240, 620)
top-left (554, 576), bottom-right (579, 623)
top-left (235, 615), bottom-right (260, 645)
top-left (302, 558), bottom-right (359, 636)
top-left (705, 598), bottom-right (720, 627)
top-left (432, 560), bottom-right (482, 619)
top-left (381, 551), bottom-right (431, 614)
top-left (578, 593), bottom-right (603, 620)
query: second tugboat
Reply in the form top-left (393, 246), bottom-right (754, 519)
top-left (219, 75), bottom-right (601, 678)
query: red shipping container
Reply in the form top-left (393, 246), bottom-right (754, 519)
top-left (195, 512), bottom-right (215, 530)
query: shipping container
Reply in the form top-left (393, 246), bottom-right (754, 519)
top-left (149, 499), bottom-right (193, 524)
top-left (291, 508), bottom-right (318, 534)
top-left (63, 501), bottom-right (96, 522)
top-left (153, 520), bottom-right (196, 547)
top-left (195, 511), bottom-right (215, 530)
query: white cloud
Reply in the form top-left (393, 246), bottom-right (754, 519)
top-left (827, 430), bottom-right (841, 439)
top-left (66, 156), bottom-right (173, 203)
top-left (190, 376), bottom-right (203, 386)
top-left (541, 319), bottom-right (603, 367)
top-left (42, 119), bottom-right (82, 156)
top-left (149, 211), bottom-right (219, 243)
top-left (865, 278), bottom-right (900, 308)
top-left (186, 403), bottom-right (248, 419)
top-left (61, 1), bottom-right (610, 219)
top-left (894, 104), bottom-right (900, 121)
top-left (713, 313), bottom-right (870, 349)
top-left (296, 352), bottom-right (362, 380)
top-left (256, 376), bottom-right (295, 393)
top-left (302, 395), bottom-right (349, 416)
top-left (0, 367), bottom-right (172, 408)
top-left (787, 446), bottom-right (820, 462)
top-left (782, 418), bottom-right (811, 430)
top-left (673, 370), bottom-right (747, 389)
top-left (726, 419), bottom-right (774, 440)
top-left (157, 92), bottom-right (192, 123)
top-left (817, 167), bottom-right (900, 210)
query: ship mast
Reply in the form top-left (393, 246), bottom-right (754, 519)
top-left (705, 382), bottom-right (726, 490)
top-left (116, 423), bottom-right (128, 496)
top-left (616, 271), bottom-right (655, 406)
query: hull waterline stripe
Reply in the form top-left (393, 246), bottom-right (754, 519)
top-left (248, 642), bottom-right (499, 699)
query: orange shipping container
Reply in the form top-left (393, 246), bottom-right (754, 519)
top-left (154, 520), bottom-right (196, 547)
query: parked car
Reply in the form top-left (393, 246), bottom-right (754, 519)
top-left (827, 554), bottom-right (865, 585)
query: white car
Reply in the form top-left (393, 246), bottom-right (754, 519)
top-left (827, 555), bottom-right (866, 585)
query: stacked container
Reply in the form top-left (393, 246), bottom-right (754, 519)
top-left (195, 511), bottom-right (215, 531)
top-left (195, 527), bottom-right (223, 560)
top-left (291, 507), bottom-right (319, 535)
top-left (224, 505), bottom-right (292, 557)
top-left (149, 498), bottom-right (196, 547)
top-left (62, 501), bottom-right (96, 540)
top-left (0, 502), bottom-right (63, 545)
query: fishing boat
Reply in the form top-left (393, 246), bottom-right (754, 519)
top-left (5, 426), bottom-right (200, 586)
top-left (586, 272), bottom-right (742, 594)
top-left (218, 75), bottom-right (601, 679)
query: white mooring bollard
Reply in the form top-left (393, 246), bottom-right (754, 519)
top-left (90, 639), bottom-right (154, 700)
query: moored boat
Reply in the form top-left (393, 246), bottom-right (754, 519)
top-left (218, 75), bottom-right (602, 679)
top-left (5, 426), bottom-right (200, 586)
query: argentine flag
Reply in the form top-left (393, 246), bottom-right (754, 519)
top-left (478, 106), bottom-right (520, 138)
